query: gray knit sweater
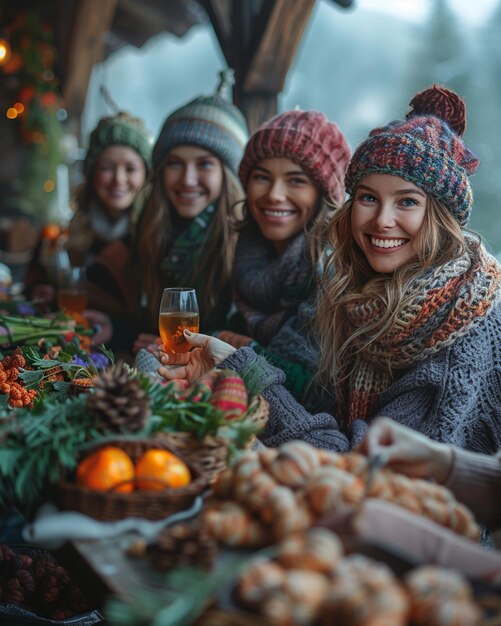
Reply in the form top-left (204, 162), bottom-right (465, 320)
top-left (220, 302), bottom-right (501, 454)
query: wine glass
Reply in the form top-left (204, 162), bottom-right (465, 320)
top-left (158, 288), bottom-right (199, 353)
top-left (57, 266), bottom-right (88, 313)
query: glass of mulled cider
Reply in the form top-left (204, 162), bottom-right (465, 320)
top-left (57, 266), bottom-right (88, 314)
top-left (158, 288), bottom-right (199, 353)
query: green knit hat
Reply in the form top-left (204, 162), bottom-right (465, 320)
top-left (84, 112), bottom-right (153, 177)
top-left (152, 69), bottom-right (249, 174)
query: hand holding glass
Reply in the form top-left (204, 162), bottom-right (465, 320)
top-left (158, 288), bottom-right (199, 353)
top-left (57, 266), bottom-right (88, 313)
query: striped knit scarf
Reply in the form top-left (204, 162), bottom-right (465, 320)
top-left (233, 226), bottom-right (314, 346)
top-left (161, 203), bottom-right (215, 288)
top-left (338, 241), bottom-right (501, 425)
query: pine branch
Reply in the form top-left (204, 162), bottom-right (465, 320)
top-left (0, 395), bottom-right (103, 513)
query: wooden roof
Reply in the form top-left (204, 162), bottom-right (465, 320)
top-left (3, 0), bottom-right (353, 130)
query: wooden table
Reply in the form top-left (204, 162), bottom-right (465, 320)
top-left (57, 531), bottom-right (261, 625)
top-left (57, 530), bottom-right (171, 612)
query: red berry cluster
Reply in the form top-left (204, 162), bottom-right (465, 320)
top-left (0, 350), bottom-right (37, 407)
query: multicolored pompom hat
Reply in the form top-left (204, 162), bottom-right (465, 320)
top-left (345, 85), bottom-right (480, 226)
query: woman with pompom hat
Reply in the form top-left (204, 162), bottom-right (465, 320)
top-left (155, 85), bottom-right (501, 455)
top-left (133, 69), bottom-right (248, 344)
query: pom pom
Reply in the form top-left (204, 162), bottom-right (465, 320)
top-left (407, 84), bottom-right (467, 136)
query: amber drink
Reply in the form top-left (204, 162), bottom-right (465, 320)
top-left (158, 288), bottom-right (199, 354)
top-left (159, 311), bottom-right (199, 353)
top-left (57, 266), bottom-right (87, 314)
top-left (57, 290), bottom-right (88, 313)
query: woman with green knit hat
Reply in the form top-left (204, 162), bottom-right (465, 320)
top-left (25, 110), bottom-right (152, 331)
top-left (134, 69), bottom-right (248, 348)
top-left (71, 111), bottom-right (152, 264)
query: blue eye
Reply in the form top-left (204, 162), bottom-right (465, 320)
top-left (400, 197), bottom-right (418, 207)
top-left (198, 160), bottom-right (215, 169)
top-left (358, 192), bottom-right (377, 202)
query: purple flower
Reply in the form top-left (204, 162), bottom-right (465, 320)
top-left (90, 352), bottom-right (110, 370)
top-left (18, 303), bottom-right (36, 315)
top-left (71, 355), bottom-right (88, 367)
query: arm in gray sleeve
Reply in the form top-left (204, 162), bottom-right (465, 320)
top-left (220, 347), bottom-right (351, 451)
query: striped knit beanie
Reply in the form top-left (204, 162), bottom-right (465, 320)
top-left (239, 110), bottom-right (351, 205)
top-left (84, 111), bottom-right (153, 177)
top-left (152, 69), bottom-right (248, 175)
top-left (345, 85), bottom-right (480, 226)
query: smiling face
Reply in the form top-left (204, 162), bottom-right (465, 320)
top-left (351, 173), bottom-right (427, 273)
top-left (162, 145), bottom-right (223, 219)
top-left (93, 146), bottom-right (147, 219)
top-left (246, 157), bottom-right (320, 254)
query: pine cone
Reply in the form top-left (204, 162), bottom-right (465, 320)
top-left (87, 361), bottom-right (151, 432)
top-left (150, 521), bottom-right (217, 572)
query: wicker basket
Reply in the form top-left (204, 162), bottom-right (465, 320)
top-left (156, 394), bottom-right (269, 484)
top-left (155, 431), bottom-right (229, 484)
top-left (245, 394), bottom-right (269, 444)
top-left (56, 437), bottom-right (209, 521)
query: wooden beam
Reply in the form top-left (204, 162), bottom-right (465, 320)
top-left (239, 93), bottom-right (277, 133)
top-left (62, 0), bottom-right (119, 132)
top-left (118, 0), bottom-right (173, 33)
top-left (243, 0), bottom-right (316, 93)
top-left (201, 0), bottom-right (233, 63)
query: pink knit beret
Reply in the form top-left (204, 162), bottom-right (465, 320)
top-left (238, 110), bottom-right (351, 205)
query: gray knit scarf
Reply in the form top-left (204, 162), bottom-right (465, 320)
top-left (339, 240), bottom-right (501, 425)
top-left (233, 226), bottom-right (314, 346)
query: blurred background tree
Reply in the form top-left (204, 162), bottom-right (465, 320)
top-left (1, 12), bottom-right (67, 224)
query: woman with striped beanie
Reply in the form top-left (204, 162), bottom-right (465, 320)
top-left (134, 69), bottom-right (248, 342)
top-left (155, 85), bottom-right (501, 456)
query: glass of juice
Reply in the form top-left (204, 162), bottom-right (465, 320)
top-left (57, 266), bottom-right (88, 314)
top-left (158, 288), bottom-right (199, 353)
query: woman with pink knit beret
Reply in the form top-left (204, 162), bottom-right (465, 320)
top-left (217, 109), bottom-right (351, 400)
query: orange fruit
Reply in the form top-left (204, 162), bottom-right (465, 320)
top-left (41, 223), bottom-right (61, 240)
top-left (135, 449), bottom-right (191, 491)
top-left (76, 446), bottom-right (135, 493)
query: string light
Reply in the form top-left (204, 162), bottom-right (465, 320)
top-left (0, 37), bottom-right (11, 66)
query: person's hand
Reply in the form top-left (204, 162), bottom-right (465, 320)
top-left (359, 417), bottom-right (453, 483)
top-left (82, 309), bottom-right (113, 345)
top-left (156, 330), bottom-right (236, 382)
top-left (31, 284), bottom-right (56, 310)
top-left (133, 333), bottom-right (161, 354)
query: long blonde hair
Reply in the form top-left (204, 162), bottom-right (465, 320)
top-left (136, 161), bottom-right (243, 326)
top-left (315, 194), bottom-right (469, 389)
